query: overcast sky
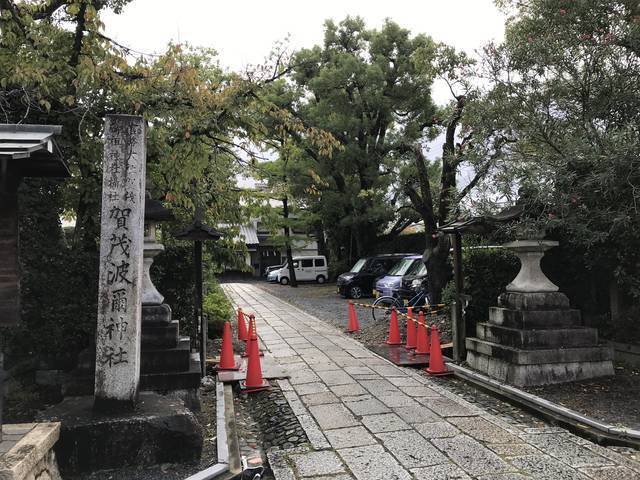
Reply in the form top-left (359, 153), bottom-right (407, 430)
top-left (103, 0), bottom-right (506, 105)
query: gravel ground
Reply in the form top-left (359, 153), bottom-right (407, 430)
top-left (258, 280), bottom-right (452, 346)
top-left (524, 364), bottom-right (640, 430)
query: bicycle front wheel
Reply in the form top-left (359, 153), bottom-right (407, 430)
top-left (372, 296), bottom-right (401, 323)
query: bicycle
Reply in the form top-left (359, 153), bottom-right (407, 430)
top-left (371, 288), bottom-right (432, 323)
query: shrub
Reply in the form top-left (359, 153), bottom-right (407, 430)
top-left (443, 247), bottom-right (520, 328)
top-left (203, 281), bottom-right (233, 338)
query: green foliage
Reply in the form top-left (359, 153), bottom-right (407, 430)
top-left (288, 17), bottom-right (438, 261)
top-left (476, 0), bottom-right (640, 300)
top-left (203, 281), bottom-right (233, 338)
top-left (444, 247), bottom-right (519, 326)
top-left (2, 179), bottom-right (98, 361)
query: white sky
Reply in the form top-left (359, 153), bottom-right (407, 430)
top-left (103, 0), bottom-right (506, 106)
top-left (103, 1), bottom-right (506, 188)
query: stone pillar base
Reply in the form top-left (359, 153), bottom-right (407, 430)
top-left (466, 291), bottom-right (614, 386)
top-left (0, 423), bottom-right (61, 480)
top-left (38, 392), bottom-right (202, 475)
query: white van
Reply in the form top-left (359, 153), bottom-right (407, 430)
top-left (273, 256), bottom-right (328, 285)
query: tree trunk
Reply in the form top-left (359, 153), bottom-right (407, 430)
top-left (282, 195), bottom-right (298, 287)
top-left (423, 233), bottom-right (451, 305)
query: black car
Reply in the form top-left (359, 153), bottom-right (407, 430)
top-left (397, 261), bottom-right (428, 299)
top-left (336, 253), bottom-right (417, 299)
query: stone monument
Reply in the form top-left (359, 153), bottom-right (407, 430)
top-left (41, 116), bottom-right (202, 476)
top-left (466, 239), bottom-right (614, 386)
top-left (94, 115), bottom-right (146, 411)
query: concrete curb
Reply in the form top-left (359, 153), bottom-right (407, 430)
top-left (185, 380), bottom-right (241, 480)
top-left (448, 362), bottom-right (640, 449)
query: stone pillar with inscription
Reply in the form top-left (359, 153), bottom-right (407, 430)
top-left (94, 115), bottom-right (146, 411)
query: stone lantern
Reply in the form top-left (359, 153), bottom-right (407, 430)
top-left (142, 195), bottom-right (173, 305)
top-left (466, 237), bottom-right (614, 386)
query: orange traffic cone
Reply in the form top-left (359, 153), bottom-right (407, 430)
top-left (346, 302), bottom-right (360, 333)
top-left (386, 307), bottom-right (403, 345)
top-left (241, 322), bottom-right (270, 392)
top-left (216, 321), bottom-right (240, 370)
top-left (242, 315), bottom-right (263, 357)
top-left (237, 308), bottom-right (248, 342)
top-left (414, 310), bottom-right (430, 355)
top-left (426, 324), bottom-right (451, 376)
top-left (405, 307), bottom-right (417, 350)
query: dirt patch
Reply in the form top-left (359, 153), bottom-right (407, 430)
top-left (523, 364), bottom-right (640, 430)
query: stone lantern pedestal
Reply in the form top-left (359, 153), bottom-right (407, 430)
top-left (466, 239), bottom-right (614, 386)
top-left (140, 199), bottom-right (201, 393)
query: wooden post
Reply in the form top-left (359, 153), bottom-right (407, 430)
top-left (451, 232), bottom-right (465, 362)
top-left (194, 240), bottom-right (205, 377)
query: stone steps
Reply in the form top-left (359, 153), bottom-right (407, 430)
top-left (475, 322), bottom-right (599, 349)
top-left (142, 319), bottom-right (180, 348)
top-left (141, 353), bottom-right (201, 392)
top-left (488, 307), bottom-right (581, 329)
top-left (141, 336), bottom-right (192, 373)
top-left (466, 337), bottom-right (614, 365)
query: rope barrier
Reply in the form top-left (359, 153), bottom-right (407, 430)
top-left (348, 300), bottom-right (450, 326)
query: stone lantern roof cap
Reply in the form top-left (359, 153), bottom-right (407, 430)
top-left (144, 194), bottom-right (174, 222)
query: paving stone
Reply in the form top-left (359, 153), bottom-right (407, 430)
top-left (308, 403), bottom-right (359, 430)
top-left (368, 363), bottom-right (408, 377)
top-left (579, 465), bottom-right (640, 480)
top-left (393, 405), bottom-right (440, 424)
top-left (476, 474), bottom-right (531, 480)
top-left (266, 450), bottom-right (296, 480)
top-left (308, 362), bottom-right (341, 372)
top-left (290, 450), bottom-right (346, 477)
top-left (420, 397), bottom-right (477, 417)
top-left (488, 443), bottom-right (541, 457)
top-left (376, 430), bottom-right (448, 468)
top-left (411, 463), bottom-right (472, 479)
top-left (361, 413), bottom-right (412, 433)
top-left (509, 454), bottom-right (590, 479)
top-left (387, 376), bottom-right (425, 387)
top-left (414, 422), bottom-right (460, 439)
top-left (293, 382), bottom-right (329, 395)
top-left (297, 414), bottom-right (330, 450)
top-left (325, 426), bottom-right (378, 449)
top-left (300, 391), bottom-right (340, 407)
top-left (378, 393), bottom-right (421, 408)
top-left (289, 369), bottom-right (322, 385)
top-left (338, 444), bottom-right (412, 480)
top-left (359, 379), bottom-right (401, 396)
top-left (343, 366), bottom-right (377, 375)
top-left (344, 397), bottom-right (390, 416)
top-left (306, 475), bottom-right (355, 480)
top-left (521, 433), bottom-right (614, 468)
top-left (330, 383), bottom-right (368, 397)
top-left (400, 385), bottom-right (445, 397)
top-left (316, 370), bottom-right (354, 386)
top-left (333, 357), bottom-right (366, 367)
top-left (448, 416), bottom-right (521, 444)
top-left (431, 435), bottom-right (514, 475)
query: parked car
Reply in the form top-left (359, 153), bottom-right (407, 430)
top-left (374, 255), bottom-right (423, 298)
top-left (264, 264), bottom-right (284, 280)
top-left (397, 261), bottom-right (428, 299)
top-left (336, 253), bottom-right (416, 299)
top-left (269, 256), bottom-right (328, 285)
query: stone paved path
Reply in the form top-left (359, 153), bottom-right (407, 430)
top-left (222, 282), bottom-right (640, 480)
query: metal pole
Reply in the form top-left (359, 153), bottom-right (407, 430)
top-left (451, 232), bottom-right (465, 362)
